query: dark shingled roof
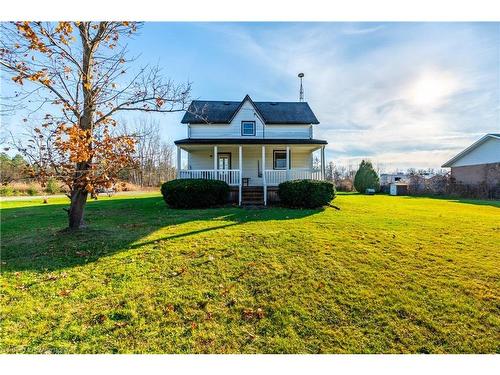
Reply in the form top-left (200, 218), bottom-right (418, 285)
top-left (182, 101), bottom-right (241, 124)
top-left (181, 95), bottom-right (320, 125)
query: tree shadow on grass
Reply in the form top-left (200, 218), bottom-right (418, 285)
top-left (1, 196), bottom-right (323, 272)
top-left (391, 194), bottom-right (500, 208)
top-left (435, 197), bottom-right (499, 208)
top-left (343, 192), bottom-right (499, 208)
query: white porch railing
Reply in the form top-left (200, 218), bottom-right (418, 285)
top-left (178, 169), bottom-right (240, 186)
top-left (264, 168), bottom-right (323, 186)
top-left (178, 168), bottom-right (322, 187)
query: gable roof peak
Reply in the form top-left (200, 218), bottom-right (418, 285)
top-left (229, 94), bottom-right (264, 123)
top-left (241, 94), bottom-right (257, 107)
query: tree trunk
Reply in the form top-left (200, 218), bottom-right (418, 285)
top-left (66, 24), bottom-right (94, 231)
top-left (68, 188), bottom-right (88, 229)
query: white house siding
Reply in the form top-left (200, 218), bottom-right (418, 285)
top-left (242, 147), bottom-right (263, 185)
top-left (264, 124), bottom-right (312, 139)
top-left (185, 145), bottom-right (316, 186)
top-left (449, 137), bottom-right (500, 167)
top-left (187, 148), bottom-right (214, 170)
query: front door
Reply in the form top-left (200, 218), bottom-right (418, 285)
top-left (218, 153), bottom-right (231, 170)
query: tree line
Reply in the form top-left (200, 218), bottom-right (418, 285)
top-left (1, 118), bottom-right (176, 190)
top-left (0, 153), bottom-right (27, 184)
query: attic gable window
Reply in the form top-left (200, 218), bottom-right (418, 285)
top-left (241, 121), bottom-right (256, 136)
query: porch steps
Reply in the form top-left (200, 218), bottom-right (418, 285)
top-left (241, 187), bottom-right (264, 206)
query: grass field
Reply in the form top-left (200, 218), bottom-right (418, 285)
top-left (1, 193), bottom-right (499, 353)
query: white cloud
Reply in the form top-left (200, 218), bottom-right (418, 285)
top-left (341, 25), bottom-right (386, 35)
top-left (217, 23), bottom-right (499, 171)
top-left (403, 69), bottom-right (462, 108)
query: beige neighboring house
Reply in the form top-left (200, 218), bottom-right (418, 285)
top-left (442, 134), bottom-right (500, 186)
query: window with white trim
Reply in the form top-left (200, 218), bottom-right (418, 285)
top-left (273, 150), bottom-right (289, 170)
top-left (241, 121), bottom-right (256, 136)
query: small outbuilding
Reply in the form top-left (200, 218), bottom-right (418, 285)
top-left (389, 183), bottom-right (408, 196)
top-left (442, 134), bottom-right (500, 187)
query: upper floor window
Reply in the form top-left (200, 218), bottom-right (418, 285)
top-left (241, 121), bottom-right (256, 136)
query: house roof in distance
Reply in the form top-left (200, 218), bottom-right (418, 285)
top-left (441, 133), bottom-right (500, 168)
top-left (181, 94), bottom-right (320, 125)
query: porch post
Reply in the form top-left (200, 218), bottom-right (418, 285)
top-left (239, 145), bottom-right (242, 206)
top-left (286, 146), bottom-right (290, 181)
top-left (262, 145), bottom-right (267, 206)
top-left (321, 146), bottom-right (325, 180)
top-left (176, 146), bottom-right (181, 178)
top-left (213, 145), bottom-right (218, 180)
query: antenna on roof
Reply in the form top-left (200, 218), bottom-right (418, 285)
top-left (298, 73), bottom-right (304, 102)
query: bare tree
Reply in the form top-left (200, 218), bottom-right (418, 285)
top-left (323, 161), bottom-right (356, 191)
top-left (325, 161), bottom-right (335, 182)
top-left (126, 118), bottom-right (175, 187)
top-left (0, 22), bottom-right (191, 229)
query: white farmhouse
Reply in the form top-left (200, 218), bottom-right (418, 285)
top-left (442, 133), bottom-right (500, 186)
top-left (175, 95), bottom-right (327, 206)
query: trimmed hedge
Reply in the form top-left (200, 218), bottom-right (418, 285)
top-left (161, 179), bottom-right (230, 208)
top-left (278, 179), bottom-right (335, 208)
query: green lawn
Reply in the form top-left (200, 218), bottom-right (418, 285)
top-left (1, 193), bottom-right (499, 353)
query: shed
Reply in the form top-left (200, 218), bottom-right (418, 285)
top-left (390, 183), bottom-right (408, 196)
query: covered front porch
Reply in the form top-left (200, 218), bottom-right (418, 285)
top-left (175, 139), bottom-right (327, 205)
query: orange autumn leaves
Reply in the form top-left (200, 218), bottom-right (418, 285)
top-left (15, 22), bottom-right (50, 53)
top-left (10, 22), bottom-right (62, 85)
top-left (12, 69), bottom-right (51, 86)
top-left (54, 22), bottom-right (74, 46)
top-left (16, 21), bottom-right (76, 51)
top-left (54, 124), bottom-right (93, 164)
top-left (52, 123), bottom-right (136, 196)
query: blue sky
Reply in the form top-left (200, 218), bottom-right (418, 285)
top-left (3, 22), bottom-right (499, 170)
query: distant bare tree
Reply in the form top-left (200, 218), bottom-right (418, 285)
top-left (325, 161), bottom-right (335, 182)
top-left (125, 118), bottom-right (175, 187)
top-left (325, 161), bottom-right (343, 184)
top-left (323, 161), bottom-right (355, 191)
